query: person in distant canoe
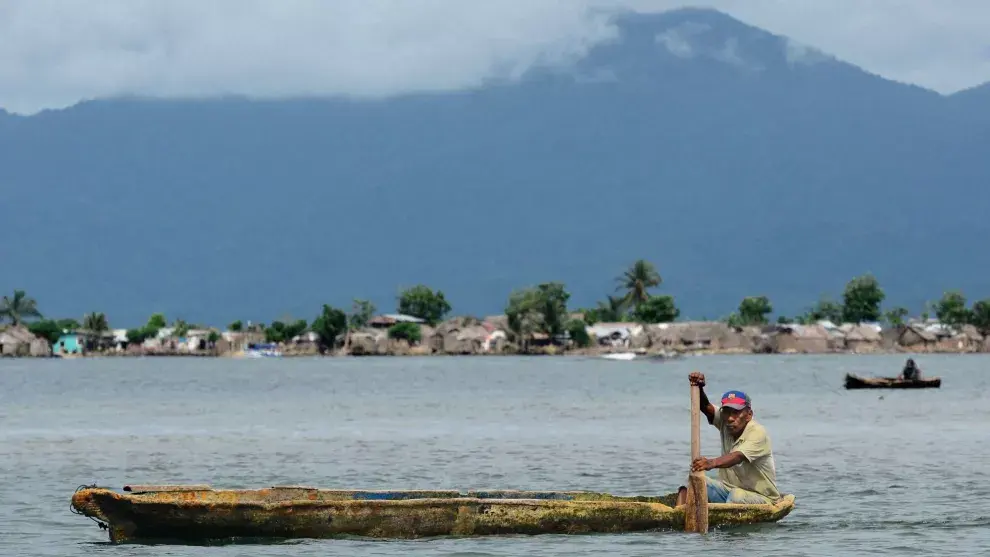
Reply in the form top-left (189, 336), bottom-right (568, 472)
top-left (676, 372), bottom-right (780, 505)
top-left (899, 358), bottom-right (922, 381)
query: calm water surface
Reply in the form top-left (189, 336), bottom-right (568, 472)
top-left (1, 354), bottom-right (988, 556)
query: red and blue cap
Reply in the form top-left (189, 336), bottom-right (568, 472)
top-left (721, 390), bottom-right (751, 410)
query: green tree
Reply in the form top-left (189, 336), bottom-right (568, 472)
top-left (228, 320), bottom-right (243, 332)
top-left (534, 282), bottom-right (570, 339)
top-left (737, 296), bottom-right (773, 325)
top-left (584, 295), bottom-right (628, 324)
top-left (883, 307), bottom-right (910, 327)
top-left (128, 314), bottom-right (167, 344)
top-left (616, 259), bottom-right (662, 306)
top-left (311, 304), bottom-right (347, 353)
top-left (933, 291), bottom-right (972, 326)
top-left (799, 296), bottom-right (844, 324)
top-left (397, 285), bottom-right (451, 326)
top-left (28, 318), bottom-right (81, 345)
top-left (577, 308), bottom-right (598, 326)
top-left (265, 321), bottom-right (288, 343)
top-left (565, 318), bottom-right (592, 348)
top-left (127, 327), bottom-right (159, 345)
top-left (207, 330), bottom-right (221, 346)
top-left (264, 319), bottom-right (306, 343)
top-left (505, 288), bottom-right (541, 351)
top-left (504, 282), bottom-right (571, 348)
top-left (26, 320), bottom-right (57, 343)
top-left (126, 329), bottom-right (146, 345)
top-left (970, 300), bottom-right (990, 335)
top-left (147, 313), bottom-right (167, 330)
top-left (283, 319), bottom-right (308, 341)
top-left (841, 274), bottom-right (885, 323)
top-left (388, 322), bottom-right (422, 344)
top-left (0, 290), bottom-right (42, 326)
top-left (349, 299), bottom-right (376, 329)
top-left (631, 295), bottom-right (679, 323)
top-left (776, 316), bottom-right (793, 324)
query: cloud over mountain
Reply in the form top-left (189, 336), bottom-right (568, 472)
top-left (1, 1), bottom-right (989, 114)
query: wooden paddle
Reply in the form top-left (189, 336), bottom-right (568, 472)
top-left (684, 382), bottom-right (709, 533)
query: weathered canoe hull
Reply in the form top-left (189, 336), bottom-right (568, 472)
top-left (70, 486), bottom-right (795, 543)
top-left (844, 373), bottom-right (941, 390)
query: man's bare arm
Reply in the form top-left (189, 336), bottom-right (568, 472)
top-left (707, 451), bottom-right (746, 469)
top-left (692, 452), bottom-right (746, 472)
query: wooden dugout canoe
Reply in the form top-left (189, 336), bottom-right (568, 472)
top-left (844, 373), bottom-right (941, 390)
top-left (70, 484), bottom-right (795, 543)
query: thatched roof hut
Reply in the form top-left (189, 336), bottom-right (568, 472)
top-left (0, 326), bottom-right (50, 357)
top-left (645, 322), bottom-right (753, 353)
top-left (937, 324), bottom-right (984, 353)
top-left (843, 324), bottom-right (883, 353)
top-left (427, 317), bottom-right (506, 354)
top-left (348, 329), bottom-right (389, 355)
top-left (768, 324), bottom-right (830, 354)
top-left (881, 324), bottom-right (937, 351)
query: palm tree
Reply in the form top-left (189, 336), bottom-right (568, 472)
top-left (83, 312), bottom-right (110, 352)
top-left (83, 312), bottom-right (109, 333)
top-left (173, 319), bottom-right (190, 339)
top-left (0, 290), bottom-right (42, 326)
top-left (616, 260), bottom-right (662, 307)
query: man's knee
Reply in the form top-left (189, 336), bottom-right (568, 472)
top-left (702, 475), bottom-right (731, 503)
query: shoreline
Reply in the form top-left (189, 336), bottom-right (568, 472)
top-left (12, 344), bottom-right (989, 360)
top-left (5, 318), bottom-right (988, 360)
top-left (6, 268), bottom-right (989, 361)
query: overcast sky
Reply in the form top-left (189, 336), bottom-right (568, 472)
top-left (1, 0), bottom-right (988, 115)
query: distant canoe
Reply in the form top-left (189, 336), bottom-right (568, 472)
top-left (844, 373), bottom-right (941, 390)
top-left (71, 485), bottom-right (795, 543)
top-left (598, 351), bottom-right (680, 362)
top-left (600, 352), bottom-right (638, 361)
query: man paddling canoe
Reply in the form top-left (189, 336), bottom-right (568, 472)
top-left (676, 372), bottom-right (780, 505)
top-left (899, 358), bottom-right (922, 381)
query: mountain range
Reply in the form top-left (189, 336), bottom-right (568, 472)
top-left (1, 7), bottom-right (988, 327)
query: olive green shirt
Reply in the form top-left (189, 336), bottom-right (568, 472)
top-left (712, 407), bottom-right (780, 500)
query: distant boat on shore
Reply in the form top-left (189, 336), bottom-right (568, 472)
top-left (598, 351), bottom-right (680, 362)
top-left (242, 343), bottom-right (282, 358)
top-left (600, 352), bottom-right (638, 361)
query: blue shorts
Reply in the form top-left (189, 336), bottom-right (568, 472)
top-left (703, 475), bottom-right (773, 504)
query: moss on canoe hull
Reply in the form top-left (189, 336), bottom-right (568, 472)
top-left (71, 487), bottom-right (794, 543)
